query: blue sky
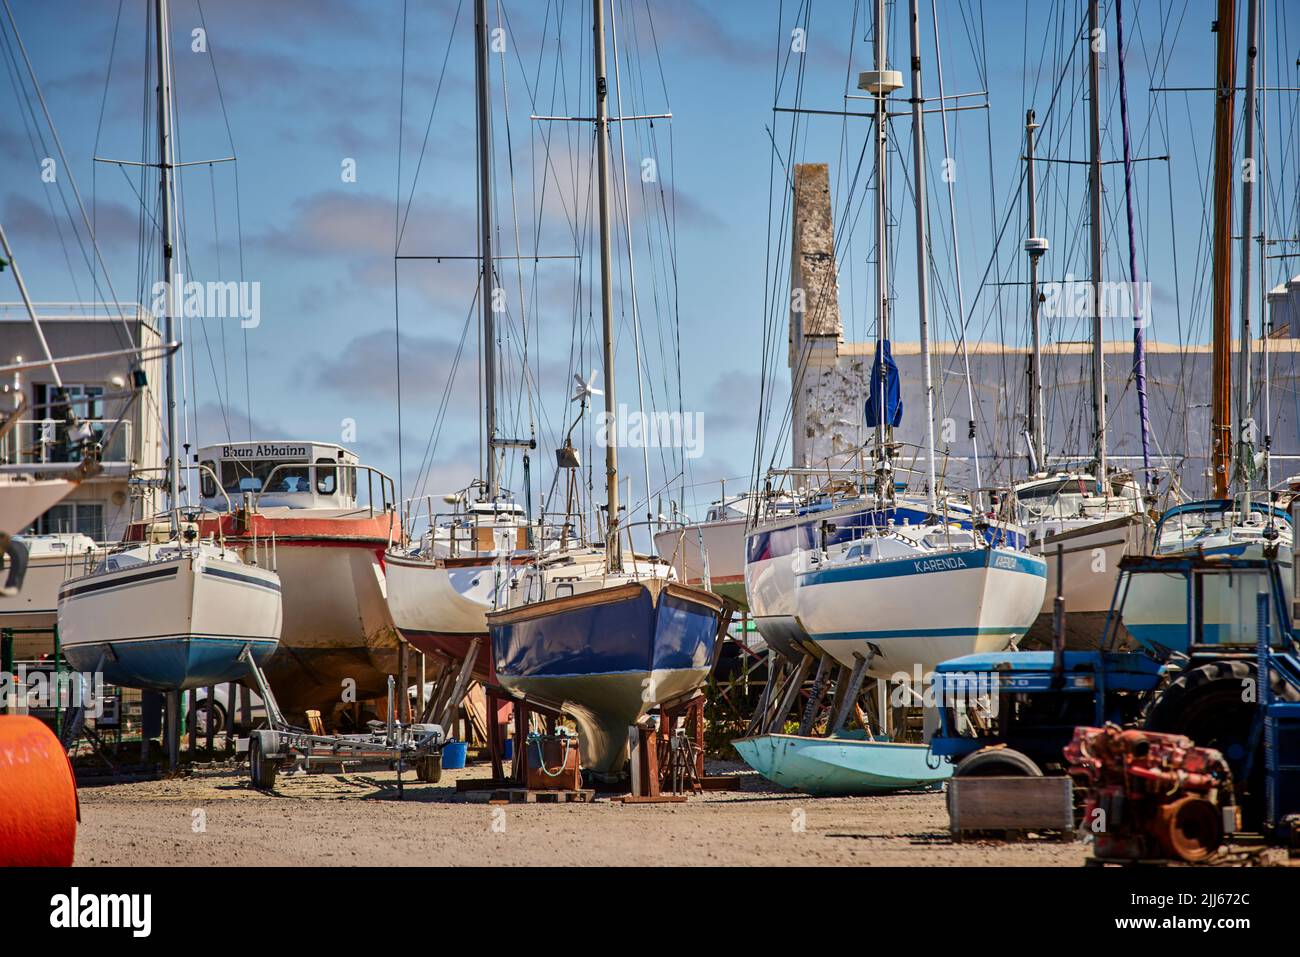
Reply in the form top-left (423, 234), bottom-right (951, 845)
top-left (3, 0), bottom-right (1299, 522)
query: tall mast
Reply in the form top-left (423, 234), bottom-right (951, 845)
top-left (1115, 0), bottom-right (1153, 491)
top-left (1235, 0), bottom-right (1259, 511)
top-left (155, 0), bottom-right (180, 527)
top-left (874, 0), bottom-right (888, 459)
top-left (1209, 0), bottom-right (1237, 500)
top-left (907, 0), bottom-right (935, 511)
top-left (474, 0), bottom-right (498, 499)
top-left (593, 0), bottom-right (621, 571)
top-left (1024, 110), bottom-right (1046, 473)
top-left (1087, 0), bottom-right (1108, 484)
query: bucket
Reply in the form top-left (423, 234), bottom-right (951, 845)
top-left (442, 740), bottom-right (468, 769)
top-left (503, 737), bottom-right (514, 760)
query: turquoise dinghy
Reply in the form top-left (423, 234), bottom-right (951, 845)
top-left (733, 732), bottom-right (952, 796)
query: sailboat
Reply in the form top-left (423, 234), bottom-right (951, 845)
top-left (652, 488), bottom-right (771, 612)
top-left (1013, 14), bottom-right (1152, 651)
top-left (1123, 0), bottom-right (1294, 655)
top-left (486, 0), bottom-right (726, 780)
top-left (787, 1), bottom-right (1045, 683)
top-left (173, 439), bottom-right (399, 719)
top-left (58, 0), bottom-right (281, 698)
top-left (383, 0), bottom-right (531, 683)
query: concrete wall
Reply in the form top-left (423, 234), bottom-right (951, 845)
top-left (793, 338), bottom-right (1300, 499)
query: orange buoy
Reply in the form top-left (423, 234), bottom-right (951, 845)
top-left (0, 716), bottom-right (77, 866)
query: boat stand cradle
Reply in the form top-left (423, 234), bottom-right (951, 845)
top-left (236, 645), bottom-right (444, 797)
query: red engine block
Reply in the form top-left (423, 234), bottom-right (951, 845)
top-left (1064, 724), bottom-right (1235, 862)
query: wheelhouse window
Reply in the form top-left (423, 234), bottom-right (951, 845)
top-left (199, 461), bottom-right (217, 498)
top-left (221, 460), bottom-right (311, 495)
top-left (315, 457), bottom-right (336, 495)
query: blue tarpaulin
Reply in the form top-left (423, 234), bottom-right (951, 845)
top-left (864, 339), bottom-right (902, 428)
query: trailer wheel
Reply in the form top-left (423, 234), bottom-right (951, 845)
top-left (416, 753), bottom-right (442, 784)
top-left (1143, 659), bottom-right (1300, 828)
top-left (249, 736), bottom-right (280, 791)
top-left (953, 747), bottom-right (1043, 778)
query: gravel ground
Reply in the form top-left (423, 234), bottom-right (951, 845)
top-left (72, 761), bottom-right (1093, 867)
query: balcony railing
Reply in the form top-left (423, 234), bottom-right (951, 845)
top-left (0, 419), bottom-right (133, 466)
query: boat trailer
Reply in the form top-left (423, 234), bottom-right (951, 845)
top-left (237, 646), bottom-right (445, 793)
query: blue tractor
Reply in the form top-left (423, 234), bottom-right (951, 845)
top-left (930, 553), bottom-right (1300, 834)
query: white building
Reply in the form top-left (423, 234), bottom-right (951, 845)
top-left (1, 302), bottom-right (163, 543)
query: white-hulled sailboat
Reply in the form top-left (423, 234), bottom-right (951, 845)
top-left (1012, 72), bottom-right (1151, 650)
top-left (1122, 0), bottom-right (1293, 655)
top-left (57, 0), bottom-right (280, 708)
top-left (790, 6), bottom-right (1045, 682)
top-left (384, 1), bottom-right (532, 682)
top-left (486, 0), bottom-right (726, 781)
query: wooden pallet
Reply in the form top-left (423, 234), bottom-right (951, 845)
top-left (613, 794), bottom-right (688, 804)
top-left (462, 787), bottom-right (595, 804)
top-left (948, 776), bottom-right (1076, 841)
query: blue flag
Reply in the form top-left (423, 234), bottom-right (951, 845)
top-left (864, 339), bottom-right (903, 428)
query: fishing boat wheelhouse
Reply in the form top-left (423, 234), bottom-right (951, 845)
top-left (125, 440), bottom-right (401, 722)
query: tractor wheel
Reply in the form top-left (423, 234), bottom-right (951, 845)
top-left (1143, 659), bottom-right (1300, 829)
top-left (953, 746), bottom-right (1043, 777)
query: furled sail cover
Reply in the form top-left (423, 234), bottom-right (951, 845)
top-left (864, 339), bottom-right (902, 428)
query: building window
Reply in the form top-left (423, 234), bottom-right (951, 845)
top-left (27, 502), bottom-right (105, 541)
top-left (30, 384), bottom-right (106, 463)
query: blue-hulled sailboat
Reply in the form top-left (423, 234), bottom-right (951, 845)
top-left (486, 0), bottom-right (725, 781)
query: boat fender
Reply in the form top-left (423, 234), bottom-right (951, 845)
top-left (0, 533), bottom-right (28, 595)
top-left (0, 716), bottom-right (78, 865)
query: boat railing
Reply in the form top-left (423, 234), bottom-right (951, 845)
top-left (755, 441), bottom-right (967, 524)
top-left (635, 518), bottom-right (711, 591)
top-left (127, 463), bottom-right (235, 523)
top-left (0, 417), bottom-right (133, 466)
top-left (253, 462), bottom-right (395, 518)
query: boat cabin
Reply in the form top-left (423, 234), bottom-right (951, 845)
top-left (1014, 471), bottom-right (1143, 523)
top-left (195, 441), bottom-right (365, 512)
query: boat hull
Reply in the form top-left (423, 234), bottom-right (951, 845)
top-left (733, 733), bottom-right (951, 795)
top-left (1021, 513), bottom-right (1149, 650)
top-left (795, 547), bottom-right (1047, 677)
top-left (0, 537), bottom-right (103, 660)
top-left (0, 477), bottom-right (75, 537)
top-left (654, 517), bottom-right (748, 611)
top-left (383, 553), bottom-right (507, 679)
top-left (58, 555), bottom-right (281, 691)
top-left (744, 498), bottom-right (1019, 661)
top-left (186, 512), bottom-right (400, 716)
top-left (489, 580), bottom-right (723, 777)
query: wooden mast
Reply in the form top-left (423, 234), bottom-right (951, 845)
top-left (474, 0), bottom-right (499, 498)
top-left (593, 0), bottom-right (621, 571)
top-left (1209, 0), bottom-right (1237, 500)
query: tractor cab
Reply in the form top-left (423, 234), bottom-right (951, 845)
top-left (929, 554), bottom-right (1294, 777)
